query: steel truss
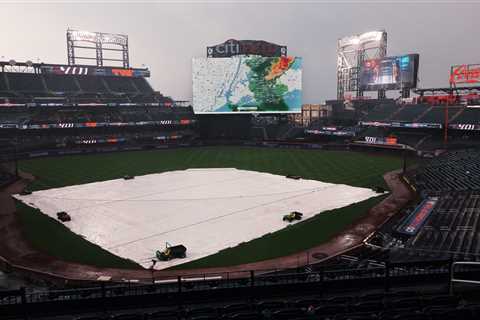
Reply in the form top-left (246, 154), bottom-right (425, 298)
top-left (66, 29), bottom-right (129, 68)
top-left (337, 31), bottom-right (387, 100)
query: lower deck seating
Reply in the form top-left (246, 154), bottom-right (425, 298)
top-left (451, 108), bottom-right (480, 125)
top-left (390, 105), bottom-right (429, 122)
top-left (412, 150), bottom-right (480, 194)
top-left (49, 292), bottom-right (475, 320)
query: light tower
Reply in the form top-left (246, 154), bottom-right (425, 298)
top-left (337, 30), bottom-right (387, 100)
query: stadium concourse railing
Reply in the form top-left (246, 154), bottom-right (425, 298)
top-left (451, 261), bottom-right (480, 294)
top-left (0, 259), bottom-right (456, 309)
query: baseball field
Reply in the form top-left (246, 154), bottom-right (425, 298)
top-left (17, 146), bottom-right (402, 270)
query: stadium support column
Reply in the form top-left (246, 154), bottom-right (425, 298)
top-left (378, 89), bottom-right (386, 100)
top-left (448, 256), bottom-right (455, 295)
top-left (123, 37), bottom-right (130, 68)
top-left (384, 249), bottom-right (391, 292)
top-left (444, 103), bottom-right (449, 147)
top-left (337, 31), bottom-right (387, 100)
top-left (20, 287), bottom-right (27, 318)
top-left (14, 131), bottom-right (19, 178)
top-left (66, 30), bottom-right (75, 65)
top-left (401, 87), bottom-right (410, 99)
top-left (150, 260), bottom-right (157, 284)
top-left (337, 69), bottom-right (345, 100)
top-left (96, 38), bottom-right (103, 67)
top-left (356, 49), bottom-right (364, 99)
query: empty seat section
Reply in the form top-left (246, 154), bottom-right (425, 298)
top-left (44, 74), bottom-right (78, 92)
top-left (105, 77), bottom-right (137, 92)
top-left (417, 107), bottom-right (451, 123)
top-left (7, 73), bottom-right (45, 92)
top-left (390, 104), bottom-right (428, 122)
top-left (363, 103), bottom-right (397, 121)
top-left (0, 74), bottom-right (8, 91)
top-left (451, 107), bottom-right (480, 124)
top-left (132, 77), bottom-right (154, 93)
top-left (76, 76), bottom-right (108, 93)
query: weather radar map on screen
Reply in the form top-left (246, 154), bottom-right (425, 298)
top-left (193, 56), bottom-right (302, 113)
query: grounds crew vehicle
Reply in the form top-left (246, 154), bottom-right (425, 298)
top-left (156, 243), bottom-right (187, 261)
top-left (283, 211), bottom-right (303, 222)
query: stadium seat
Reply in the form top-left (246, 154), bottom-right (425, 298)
top-left (271, 307), bottom-right (306, 319)
top-left (189, 316), bottom-right (218, 320)
top-left (424, 294), bottom-right (461, 307)
top-left (186, 306), bottom-right (218, 318)
top-left (359, 292), bottom-right (387, 302)
top-left (314, 303), bottom-right (348, 315)
top-left (146, 310), bottom-right (178, 319)
top-left (336, 314), bottom-right (377, 320)
top-left (424, 306), bottom-right (473, 320)
top-left (387, 313), bottom-right (429, 320)
top-left (111, 314), bottom-right (143, 320)
top-left (227, 311), bottom-right (261, 319)
top-left (147, 315), bottom-right (178, 320)
top-left (388, 297), bottom-right (423, 310)
top-left (390, 105), bottom-right (428, 122)
top-left (223, 303), bottom-right (253, 314)
top-left (256, 300), bottom-right (287, 311)
top-left (350, 301), bottom-right (384, 313)
top-left (294, 298), bottom-right (322, 308)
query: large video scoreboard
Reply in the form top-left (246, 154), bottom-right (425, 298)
top-left (192, 56), bottom-right (302, 114)
top-left (359, 54), bottom-right (419, 91)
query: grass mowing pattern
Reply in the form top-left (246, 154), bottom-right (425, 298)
top-left (17, 147), bottom-right (402, 269)
top-left (16, 201), bottom-right (141, 269)
top-left (20, 147), bottom-right (401, 191)
top-left (171, 194), bottom-right (387, 269)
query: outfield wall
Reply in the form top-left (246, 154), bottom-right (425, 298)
top-left (11, 140), bottom-right (413, 163)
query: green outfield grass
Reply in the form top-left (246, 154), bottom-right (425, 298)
top-left (16, 201), bottom-right (141, 269)
top-left (17, 147), bottom-right (402, 269)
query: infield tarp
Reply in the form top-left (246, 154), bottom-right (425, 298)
top-left (16, 168), bottom-right (379, 269)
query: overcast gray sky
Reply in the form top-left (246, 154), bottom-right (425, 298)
top-left (1, 1), bottom-right (478, 103)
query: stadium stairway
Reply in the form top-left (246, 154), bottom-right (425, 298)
top-left (101, 77), bottom-right (112, 93)
top-left (362, 103), bottom-right (398, 122)
top-left (385, 105), bottom-right (406, 121)
top-left (448, 107), bottom-right (467, 124)
top-left (412, 106), bottom-right (434, 123)
top-left (390, 105), bottom-right (429, 122)
top-left (414, 135), bottom-right (432, 150)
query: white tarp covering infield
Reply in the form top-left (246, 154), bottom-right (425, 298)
top-left (15, 168), bottom-right (379, 269)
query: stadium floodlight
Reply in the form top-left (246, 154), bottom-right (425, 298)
top-left (68, 29), bottom-right (97, 42)
top-left (66, 28), bottom-right (129, 68)
top-left (337, 30), bottom-right (387, 99)
top-left (359, 31), bottom-right (384, 43)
